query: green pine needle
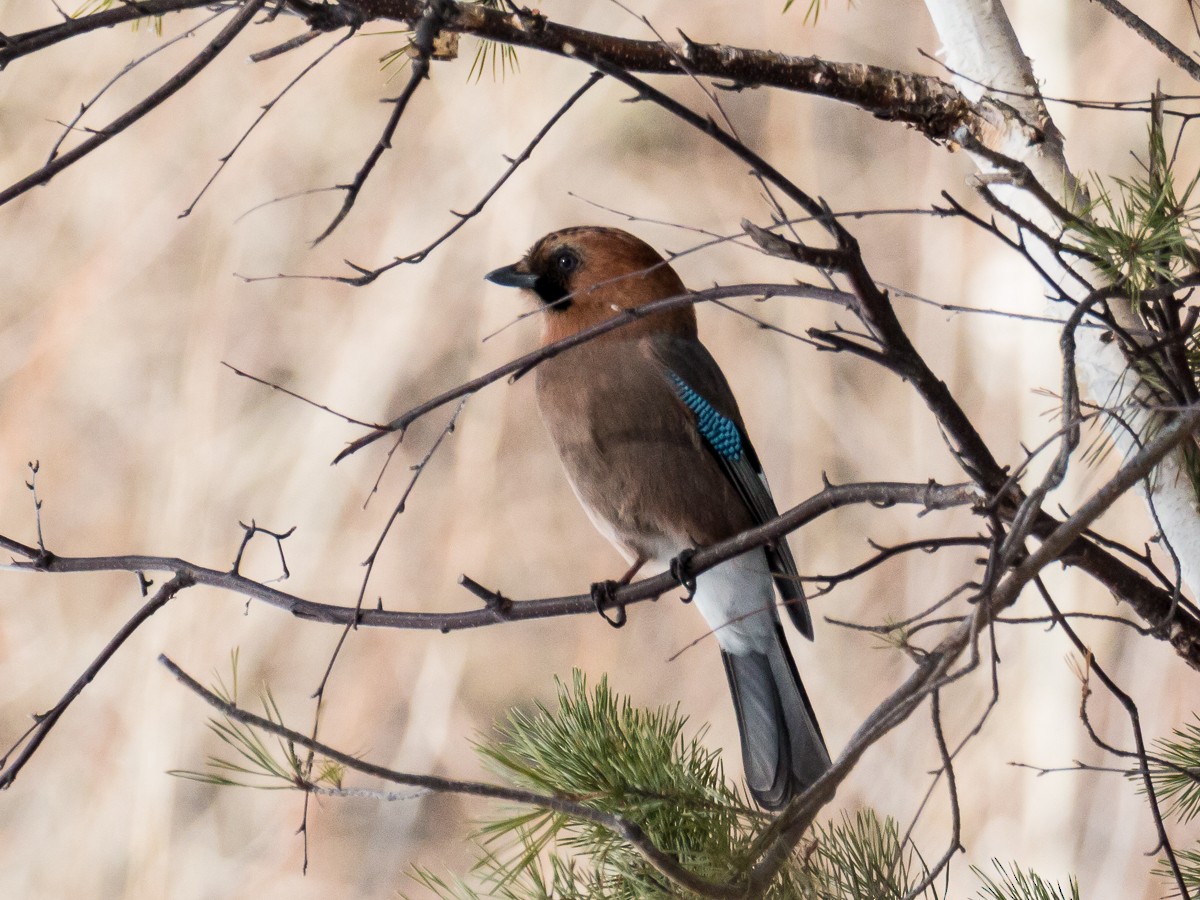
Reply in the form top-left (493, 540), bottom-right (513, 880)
top-left (74, 0), bottom-right (163, 34)
top-left (415, 670), bottom-right (940, 899)
top-left (782, 0), bottom-right (823, 22)
top-left (972, 860), bottom-right (1080, 900)
top-left (468, 2), bottom-right (520, 84)
top-left (378, 32), bottom-right (420, 81)
top-left (168, 650), bottom-right (341, 791)
top-left (1073, 121), bottom-right (1200, 300)
top-left (1152, 845), bottom-right (1200, 897)
top-left (807, 810), bottom-right (943, 899)
top-left (1145, 715), bottom-right (1200, 824)
top-left (467, 40), bottom-right (520, 84)
top-left (380, 1), bottom-right (518, 83)
top-left (1064, 109), bottom-right (1200, 492)
top-left (473, 670), bottom-right (757, 894)
top-left (782, 1), bottom-right (857, 24)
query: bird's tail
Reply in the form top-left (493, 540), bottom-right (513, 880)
top-left (721, 624), bottom-right (830, 810)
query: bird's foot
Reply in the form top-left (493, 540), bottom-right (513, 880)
top-left (670, 548), bottom-right (698, 603)
top-left (590, 579), bottom-right (627, 628)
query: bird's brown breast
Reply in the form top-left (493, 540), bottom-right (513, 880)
top-left (534, 339), bottom-right (753, 554)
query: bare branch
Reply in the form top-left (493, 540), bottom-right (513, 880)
top-left (310, 0), bottom-right (450, 244)
top-left (332, 282), bottom-right (847, 461)
top-left (321, 71), bottom-right (604, 285)
top-left (351, 0), bottom-right (979, 141)
top-left (0, 573), bottom-right (194, 789)
top-left (1090, 0), bottom-right (1200, 82)
top-left (0, 0), bottom-right (271, 208)
top-left (0, 480), bottom-right (979, 632)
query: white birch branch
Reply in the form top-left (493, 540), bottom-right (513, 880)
top-left (924, 0), bottom-right (1200, 596)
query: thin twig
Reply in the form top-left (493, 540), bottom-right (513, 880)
top-left (0, 573), bottom-right (194, 789)
top-left (900, 691), bottom-right (962, 900)
top-left (311, 0), bottom-right (451, 245)
top-left (301, 399), bottom-right (467, 808)
top-left (1090, 0), bottom-right (1200, 82)
top-left (46, 6), bottom-right (229, 165)
top-left (802, 536), bottom-right (987, 594)
top-left (332, 282), bottom-right (848, 462)
top-left (1035, 577), bottom-right (1190, 899)
top-left (317, 72), bottom-right (603, 285)
top-left (0, 0), bottom-right (270, 208)
top-left (181, 27), bottom-right (353, 217)
top-left (222, 361), bottom-right (384, 428)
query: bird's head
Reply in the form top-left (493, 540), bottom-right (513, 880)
top-left (485, 226), bottom-right (697, 343)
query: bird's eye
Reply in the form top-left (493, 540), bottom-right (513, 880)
top-left (553, 250), bottom-right (579, 273)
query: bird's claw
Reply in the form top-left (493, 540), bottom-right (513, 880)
top-left (590, 579), bottom-right (627, 628)
top-left (671, 548), bottom-right (697, 603)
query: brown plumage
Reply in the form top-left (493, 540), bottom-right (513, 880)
top-left (487, 226), bottom-right (830, 809)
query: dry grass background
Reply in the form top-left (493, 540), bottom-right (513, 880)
top-left (0, 1), bottom-right (1197, 897)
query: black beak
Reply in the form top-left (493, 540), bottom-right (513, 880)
top-left (484, 263), bottom-right (539, 290)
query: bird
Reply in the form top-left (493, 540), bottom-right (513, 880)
top-left (485, 226), bottom-right (830, 810)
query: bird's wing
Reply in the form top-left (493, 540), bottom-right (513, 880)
top-left (646, 335), bottom-right (812, 639)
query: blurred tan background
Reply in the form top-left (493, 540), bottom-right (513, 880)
top-left (0, 0), bottom-right (1196, 897)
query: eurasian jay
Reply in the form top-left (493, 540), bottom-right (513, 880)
top-left (485, 226), bottom-right (830, 810)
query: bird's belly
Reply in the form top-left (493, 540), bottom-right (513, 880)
top-left (560, 463), bottom-right (686, 564)
top-left (561, 447), bottom-right (780, 655)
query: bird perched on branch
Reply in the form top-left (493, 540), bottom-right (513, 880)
top-left (485, 226), bottom-right (829, 810)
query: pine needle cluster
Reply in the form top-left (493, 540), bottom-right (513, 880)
top-left (1144, 716), bottom-right (1200, 895)
top-left (168, 650), bottom-right (345, 791)
top-left (74, 0), bottom-right (165, 34)
top-left (1066, 110), bottom-right (1200, 491)
top-left (414, 671), bottom-right (942, 899)
top-left (379, 0), bottom-right (518, 83)
top-left (1073, 123), bottom-right (1200, 301)
top-left (169, 660), bottom-right (1088, 898)
top-left (972, 861), bottom-right (1080, 900)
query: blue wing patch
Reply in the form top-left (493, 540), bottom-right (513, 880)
top-left (666, 371), bottom-right (743, 460)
